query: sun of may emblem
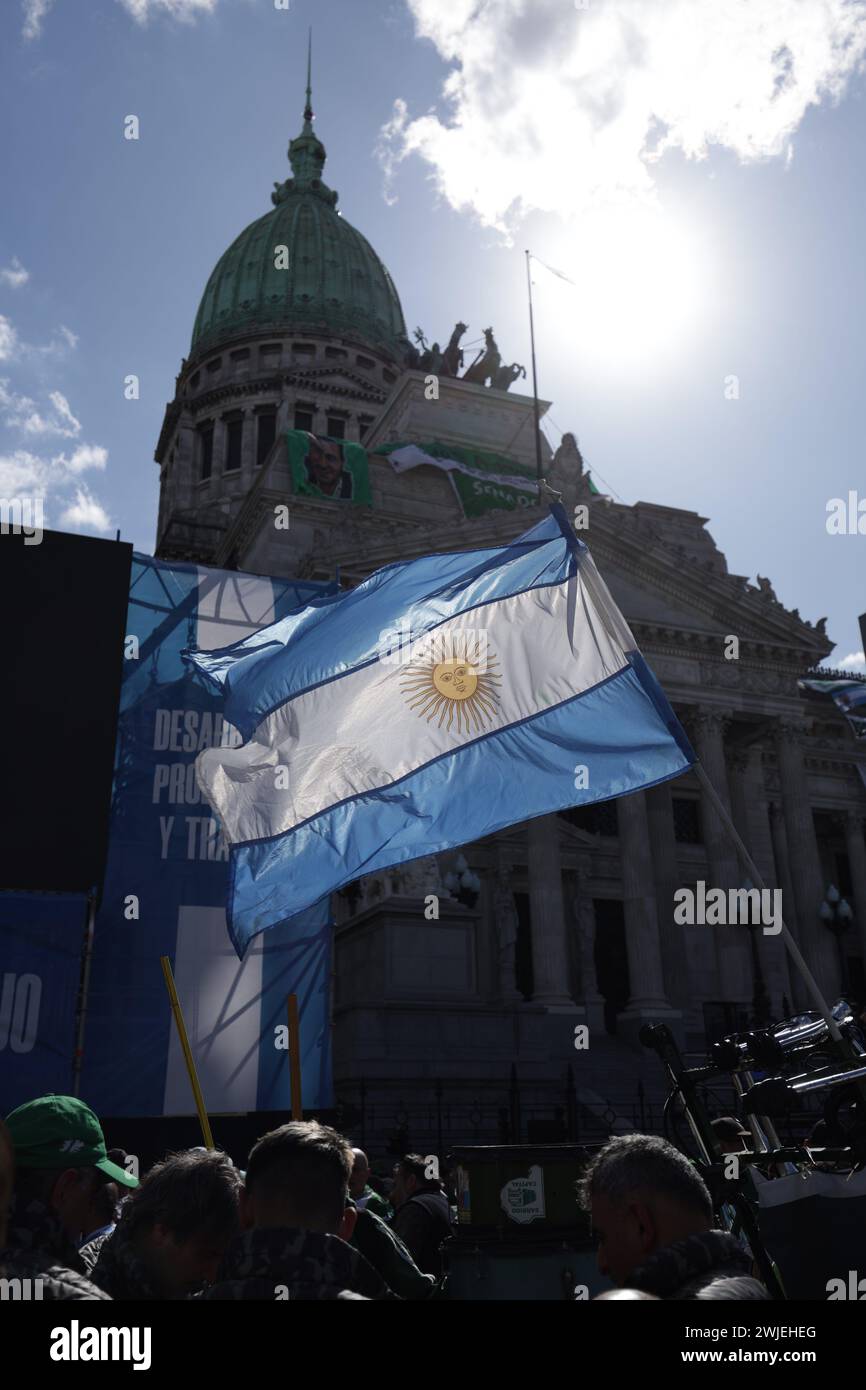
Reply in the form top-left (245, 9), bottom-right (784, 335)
top-left (399, 635), bottom-right (502, 735)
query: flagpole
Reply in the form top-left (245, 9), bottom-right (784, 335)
top-left (286, 992), bottom-right (303, 1120)
top-left (160, 955), bottom-right (215, 1148)
top-left (525, 250), bottom-right (543, 488)
top-left (693, 763), bottom-right (845, 1042)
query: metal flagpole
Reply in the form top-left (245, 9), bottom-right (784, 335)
top-left (525, 250), bottom-right (543, 488)
top-left (286, 992), bottom-right (304, 1120)
top-left (72, 889), bottom-right (97, 1098)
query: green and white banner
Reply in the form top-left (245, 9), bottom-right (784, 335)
top-left (378, 441), bottom-right (540, 518)
top-left (287, 429), bottom-right (371, 506)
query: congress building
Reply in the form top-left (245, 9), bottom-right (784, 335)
top-left (152, 77), bottom-right (866, 1148)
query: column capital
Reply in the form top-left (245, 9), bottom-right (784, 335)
top-left (687, 707), bottom-right (733, 743)
top-left (726, 745), bottom-right (751, 775)
top-left (843, 807), bottom-right (866, 832)
top-left (774, 717), bottom-right (809, 748)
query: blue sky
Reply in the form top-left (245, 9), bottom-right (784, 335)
top-left (2, 0), bottom-right (865, 669)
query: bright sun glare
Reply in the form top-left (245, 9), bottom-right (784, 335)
top-left (536, 203), bottom-right (707, 369)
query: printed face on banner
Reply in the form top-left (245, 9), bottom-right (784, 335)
top-left (303, 436), bottom-right (353, 499)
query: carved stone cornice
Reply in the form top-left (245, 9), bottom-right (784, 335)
top-left (697, 659), bottom-right (801, 695)
top-left (185, 370), bottom-right (387, 419)
top-left (804, 753), bottom-right (866, 776)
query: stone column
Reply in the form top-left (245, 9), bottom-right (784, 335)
top-left (527, 816), bottom-right (575, 1008)
top-left (842, 810), bottom-right (866, 971)
top-left (572, 853), bottom-right (605, 1031)
top-left (492, 858), bottom-right (523, 1003)
top-left (727, 746), bottom-right (789, 1019)
top-left (240, 408), bottom-right (255, 480)
top-left (617, 790), bottom-right (676, 1021)
top-left (645, 781), bottom-right (690, 1008)
top-left (768, 800), bottom-right (805, 1012)
top-left (774, 721), bottom-right (839, 1002)
top-left (691, 710), bottom-right (751, 1001)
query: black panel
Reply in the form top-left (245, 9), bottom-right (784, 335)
top-left (0, 528), bottom-right (132, 892)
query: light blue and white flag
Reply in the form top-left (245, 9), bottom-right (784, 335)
top-left (188, 507), bottom-right (695, 952)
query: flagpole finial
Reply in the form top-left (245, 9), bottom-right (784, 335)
top-left (303, 27), bottom-right (313, 129)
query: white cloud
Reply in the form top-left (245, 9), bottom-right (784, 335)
top-left (119, 0), bottom-right (218, 19)
top-left (0, 380), bottom-right (81, 437)
top-left (65, 443), bottom-right (108, 472)
top-left (839, 650), bottom-right (866, 673)
top-left (0, 448), bottom-right (46, 494)
top-left (0, 258), bottom-right (29, 289)
top-left (23, 0), bottom-right (216, 40)
top-left (33, 325), bottom-right (79, 359)
top-left (0, 316), bottom-right (18, 362)
top-left (0, 315), bottom-right (76, 364)
top-left (22, 0), bottom-right (54, 41)
top-left (385, 0), bottom-right (866, 231)
top-left (59, 485), bottom-right (113, 534)
top-left (48, 391), bottom-right (81, 436)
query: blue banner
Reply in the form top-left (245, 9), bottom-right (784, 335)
top-left (0, 891), bottom-right (88, 1113)
top-left (79, 556), bottom-right (336, 1117)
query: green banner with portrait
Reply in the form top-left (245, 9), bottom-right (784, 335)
top-left (287, 429), bottom-right (371, 506)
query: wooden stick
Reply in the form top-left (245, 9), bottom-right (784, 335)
top-left (160, 955), bottom-right (215, 1149)
top-left (287, 993), bottom-right (303, 1120)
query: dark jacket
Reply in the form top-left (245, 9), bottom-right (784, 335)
top-left (628, 1230), bottom-right (770, 1300)
top-left (391, 1190), bottom-right (452, 1278)
top-left (78, 1229), bottom-right (112, 1274)
top-left (0, 1197), bottom-right (111, 1301)
top-left (350, 1208), bottom-right (435, 1299)
top-left (90, 1223), bottom-right (170, 1301)
top-left (202, 1226), bottom-right (399, 1300)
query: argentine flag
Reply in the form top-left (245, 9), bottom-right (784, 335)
top-left (188, 508), bottom-right (694, 953)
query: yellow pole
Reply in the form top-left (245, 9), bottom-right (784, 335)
top-left (160, 955), bottom-right (215, 1149)
top-left (287, 993), bottom-right (303, 1120)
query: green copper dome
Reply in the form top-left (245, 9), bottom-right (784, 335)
top-left (190, 64), bottom-right (409, 363)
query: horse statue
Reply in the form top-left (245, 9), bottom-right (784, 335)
top-left (441, 321), bottom-right (468, 377)
top-left (492, 361), bottom-right (527, 392)
top-left (462, 327), bottom-right (501, 387)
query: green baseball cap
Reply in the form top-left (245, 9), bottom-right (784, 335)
top-left (4, 1095), bottom-right (139, 1188)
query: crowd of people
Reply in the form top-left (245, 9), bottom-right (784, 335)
top-left (0, 1093), bottom-right (771, 1300)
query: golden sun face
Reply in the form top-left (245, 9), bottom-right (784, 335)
top-left (400, 635), bottom-right (501, 735)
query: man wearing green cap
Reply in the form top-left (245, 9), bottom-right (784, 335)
top-left (1, 1094), bottom-right (138, 1301)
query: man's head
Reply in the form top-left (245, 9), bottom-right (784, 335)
top-left (391, 1154), bottom-right (438, 1210)
top-left (579, 1134), bottom-right (713, 1286)
top-left (243, 1121), bottom-right (356, 1243)
top-left (305, 435), bottom-right (344, 495)
top-left (710, 1117), bottom-right (751, 1156)
top-left (5, 1094), bottom-right (138, 1243)
top-left (349, 1148), bottom-right (370, 1199)
top-left (116, 1148), bottom-right (241, 1297)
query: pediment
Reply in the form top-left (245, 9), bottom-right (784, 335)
top-left (290, 364), bottom-right (387, 402)
top-left (591, 548), bottom-right (830, 658)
